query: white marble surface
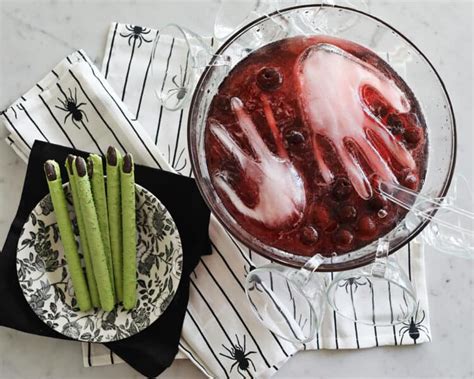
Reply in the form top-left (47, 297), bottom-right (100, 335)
top-left (0, 0), bottom-right (472, 378)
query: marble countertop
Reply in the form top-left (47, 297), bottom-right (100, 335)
top-left (0, 0), bottom-right (472, 378)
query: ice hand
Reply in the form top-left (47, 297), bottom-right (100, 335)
top-left (296, 43), bottom-right (417, 200)
top-left (210, 97), bottom-right (306, 229)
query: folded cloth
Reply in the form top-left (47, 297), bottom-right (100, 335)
top-left (1, 24), bottom-right (432, 378)
top-left (102, 22), bottom-right (433, 372)
top-left (0, 140), bottom-right (211, 378)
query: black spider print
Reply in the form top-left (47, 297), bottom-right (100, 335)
top-left (55, 88), bottom-right (88, 128)
top-left (168, 65), bottom-right (188, 100)
top-left (167, 144), bottom-right (187, 173)
top-left (244, 265), bottom-right (261, 292)
top-left (337, 276), bottom-right (369, 294)
top-left (220, 334), bottom-right (257, 379)
top-left (120, 25), bottom-right (152, 48)
top-left (399, 302), bottom-right (431, 343)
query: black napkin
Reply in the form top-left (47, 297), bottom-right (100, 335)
top-left (0, 141), bottom-right (211, 377)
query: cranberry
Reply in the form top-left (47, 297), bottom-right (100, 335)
top-left (332, 177), bottom-right (352, 201)
top-left (338, 205), bottom-right (357, 223)
top-left (368, 195), bottom-right (388, 211)
top-left (357, 216), bottom-right (377, 236)
top-left (386, 113), bottom-right (404, 136)
top-left (404, 127), bottom-right (422, 145)
top-left (256, 67), bottom-right (283, 91)
top-left (401, 170), bottom-right (419, 190)
top-left (214, 94), bottom-right (231, 112)
top-left (333, 228), bottom-right (354, 247)
top-left (312, 205), bottom-right (337, 232)
top-left (367, 174), bottom-right (387, 210)
top-left (300, 226), bottom-right (319, 245)
top-left (325, 221), bottom-right (339, 233)
top-left (285, 130), bottom-right (306, 146)
top-left (313, 205), bottom-right (330, 225)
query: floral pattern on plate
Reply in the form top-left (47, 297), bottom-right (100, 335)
top-left (16, 183), bottom-right (182, 342)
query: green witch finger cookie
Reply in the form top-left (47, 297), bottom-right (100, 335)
top-left (73, 157), bottom-right (115, 312)
top-left (121, 153), bottom-right (137, 310)
top-left (88, 154), bottom-right (115, 299)
top-left (106, 146), bottom-right (123, 302)
top-left (44, 160), bottom-right (91, 312)
top-left (66, 155), bottom-right (100, 308)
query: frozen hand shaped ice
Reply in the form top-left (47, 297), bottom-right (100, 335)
top-left (296, 43), bottom-right (416, 199)
top-left (210, 97), bottom-right (306, 229)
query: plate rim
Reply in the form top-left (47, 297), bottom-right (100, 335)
top-left (16, 181), bottom-right (183, 342)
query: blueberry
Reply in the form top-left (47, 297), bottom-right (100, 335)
top-left (285, 130), bottom-right (306, 146)
top-left (256, 67), bottom-right (283, 91)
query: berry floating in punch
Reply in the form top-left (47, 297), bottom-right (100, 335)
top-left (205, 36), bottom-right (427, 257)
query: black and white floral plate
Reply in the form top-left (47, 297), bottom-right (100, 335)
top-left (16, 183), bottom-right (183, 342)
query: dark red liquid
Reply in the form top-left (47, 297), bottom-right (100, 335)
top-left (205, 36), bottom-right (427, 257)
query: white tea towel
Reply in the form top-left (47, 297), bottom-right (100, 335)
top-left (0, 23), bottom-right (432, 379)
top-left (0, 49), bottom-right (299, 377)
top-left (100, 21), bottom-right (431, 353)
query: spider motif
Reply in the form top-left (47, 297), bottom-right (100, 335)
top-left (55, 88), bottom-right (88, 128)
top-left (120, 25), bottom-right (152, 48)
top-left (168, 65), bottom-right (188, 101)
top-left (167, 144), bottom-right (187, 173)
top-left (285, 278), bottom-right (309, 332)
top-left (245, 264), bottom-right (262, 293)
top-left (399, 302), bottom-right (431, 343)
top-left (337, 276), bottom-right (369, 294)
top-left (11, 105), bottom-right (21, 119)
top-left (220, 334), bottom-right (256, 379)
